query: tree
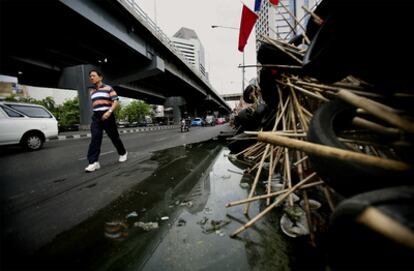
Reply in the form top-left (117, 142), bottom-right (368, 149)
top-left (120, 100), bottom-right (150, 122)
top-left (57, 97), bottom-right (80, 126)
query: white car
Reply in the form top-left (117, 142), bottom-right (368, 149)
top-left (0, 101), bottom-right (58, 150)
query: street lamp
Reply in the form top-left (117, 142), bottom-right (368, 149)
top-left (211, 25), bottom-right (246, 93)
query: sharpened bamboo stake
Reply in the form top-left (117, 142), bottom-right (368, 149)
top-left (254, 132), bottom-right (412, 171)
top-left (230, 173), bottom-right (318, 237)
top-left (336, 89), bottom-right (414, 134)
top-left (226, 179), bottom-right (323, 207)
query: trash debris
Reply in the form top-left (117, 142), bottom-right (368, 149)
top-left (300, 199), bottom-right (322, 210)
top-left (203, 219), bottom-right (231, 234)
top-left (204, 207), bottom-right (213, 215)
top-left (279, 205), bottom-right (310, 238)
top-left (239, 183), bottom-right (250, 189)
top-left (134, 221), bottom-right (159, 231)
top-left (177, 218), bottom-right (187, 227)
top-left (160, 216), bottom-right (169, 221)
top-left (221, 174), bottom-right (231, 179)
top-left (197, 216), bottom-right (209, 225)
top-left (104, 221), bottom-right (128, 240)
top-left (179, 201), bottom-right (194, 208)
top-left (125, 211), bottom-right (138, 219)
top-left (228, 169), bottom-right (243, 175)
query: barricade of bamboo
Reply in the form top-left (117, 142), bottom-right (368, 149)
top-left (226, 33), bottom-right (413, 245)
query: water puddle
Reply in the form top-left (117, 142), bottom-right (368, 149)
top-left (8, 140), bottom-right (324, 270)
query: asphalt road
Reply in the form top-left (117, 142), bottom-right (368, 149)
top-left (0, 124), bottom-right (232, 254)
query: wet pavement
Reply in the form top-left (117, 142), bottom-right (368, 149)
top-left (3, 140), bottom-right (325, 270)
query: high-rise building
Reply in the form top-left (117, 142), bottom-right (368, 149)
top-left (171, 27), bottom-right (207, 80)
top-left (255, 0), bottom-right (320, 47)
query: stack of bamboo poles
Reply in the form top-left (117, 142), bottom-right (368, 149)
top-left (226, 37), bottom-right (414, 244)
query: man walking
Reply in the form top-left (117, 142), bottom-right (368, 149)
top-left (85, 70), bottom-right (127, 172)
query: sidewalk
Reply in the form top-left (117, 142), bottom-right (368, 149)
top-left (49, 125), bottom-right (179, 141)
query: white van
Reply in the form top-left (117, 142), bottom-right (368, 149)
top-left (0, 101), bottom-right (58, 150)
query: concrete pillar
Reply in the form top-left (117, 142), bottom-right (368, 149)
top-left (164, 96), bottom-right (186, 124)
top-left (59, 64), bottom-right (96, 130)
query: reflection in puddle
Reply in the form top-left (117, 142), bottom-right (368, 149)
top-left (14, 141), bottom-right (323, 270)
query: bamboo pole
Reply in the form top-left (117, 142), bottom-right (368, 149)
top-left (241, 64), bottom-right (302, 69)
top-left (243, 144), bottom-right (271, 215)
top-left (357, 207), bottom-right (414, 249)
top-left (289, 80), bottom-right (309, 131)
top-left (352, 117), bottom-right (402, 137)
top-left (226, 179), bottom-right (323, 207)
top-left (267, 148), bottom-right (283, 205)
top-left (254, 132), bottom-right (412, 171)
top-left (230, 173), bottom-right (318, 237)
top-left (294, 80), bottom-right (384, 98)
top-left (284, 103), bottom-right (294, 207)
top-left (336, 89), bottom-right (414, 133)
top-left (302, 5), bottom-right (323, 25)
top-left (245, 150), bottom-right (272, 174)
top-left (266, 146), bottom-right (275, 206)
top-left (280, 80), bottom-right (329, 102)
top-left (294, 155), bottom-right (308, 166)
top-left (278, 1), bottom-right (311, 43)
top-left (263, 36), bottom-right (303, 52)
top-left (262, 35), bottom-right (303, 65)
top-left (323, 185), bottom-right (336, 212)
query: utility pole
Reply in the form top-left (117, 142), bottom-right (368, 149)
top-left (211, 25), bottom-right (245, 93)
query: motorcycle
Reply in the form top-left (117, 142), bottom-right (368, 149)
top-left (180, 119), bottom-right (189, 132)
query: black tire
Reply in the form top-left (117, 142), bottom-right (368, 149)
top-left (259, 68), bottom-right (279, 109)
top-left (21, 132), bottom-right (44, 151)
top-left (303, 14), bottom-right (349, 83)
top-left (327, 185), bottom-right (414, 270)
top-left (307, 99), bottom-right (412, 197)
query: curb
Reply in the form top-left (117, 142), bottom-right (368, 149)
top-left (48, 125), bottom-right (179, 141)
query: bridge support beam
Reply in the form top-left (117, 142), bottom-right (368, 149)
top-left (59, 64), bottom-right (95, 130)
top-left (106, 55), bottom-right (165, 85)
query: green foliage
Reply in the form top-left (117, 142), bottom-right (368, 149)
top-left (57, 97), bottom-right (80, 126)
top-left (119, 100), bottom-right (150, 122)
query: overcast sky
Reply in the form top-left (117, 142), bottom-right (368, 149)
top-left (136, 0), bottom-right (257, 96)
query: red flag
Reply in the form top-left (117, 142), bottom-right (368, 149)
top-left (238, 5), bottom-right (258, 52)
top-left (269, 0), bottom-right (279, 5)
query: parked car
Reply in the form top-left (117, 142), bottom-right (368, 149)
top-left (215, 117), bottom-right (226, 125)
top-left (204, 115), bottom-right (216, 126)
top-left (0, 101), bottom-right (58, 150)
top-left (191, 117), bottom-right (203, 126)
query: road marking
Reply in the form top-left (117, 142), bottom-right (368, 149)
top-left (78, 150), bottom-right (115, 160)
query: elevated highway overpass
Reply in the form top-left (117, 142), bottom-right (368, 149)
top-left (0, 0), bottom-right (231, 126)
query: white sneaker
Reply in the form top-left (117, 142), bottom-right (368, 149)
top-left (119, 151), bottom-right (128, 162)
top-left (85, 162), bottom-right (100, 172)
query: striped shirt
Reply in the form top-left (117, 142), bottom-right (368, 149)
top-left (90, 84), bottom-right (119, 112)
